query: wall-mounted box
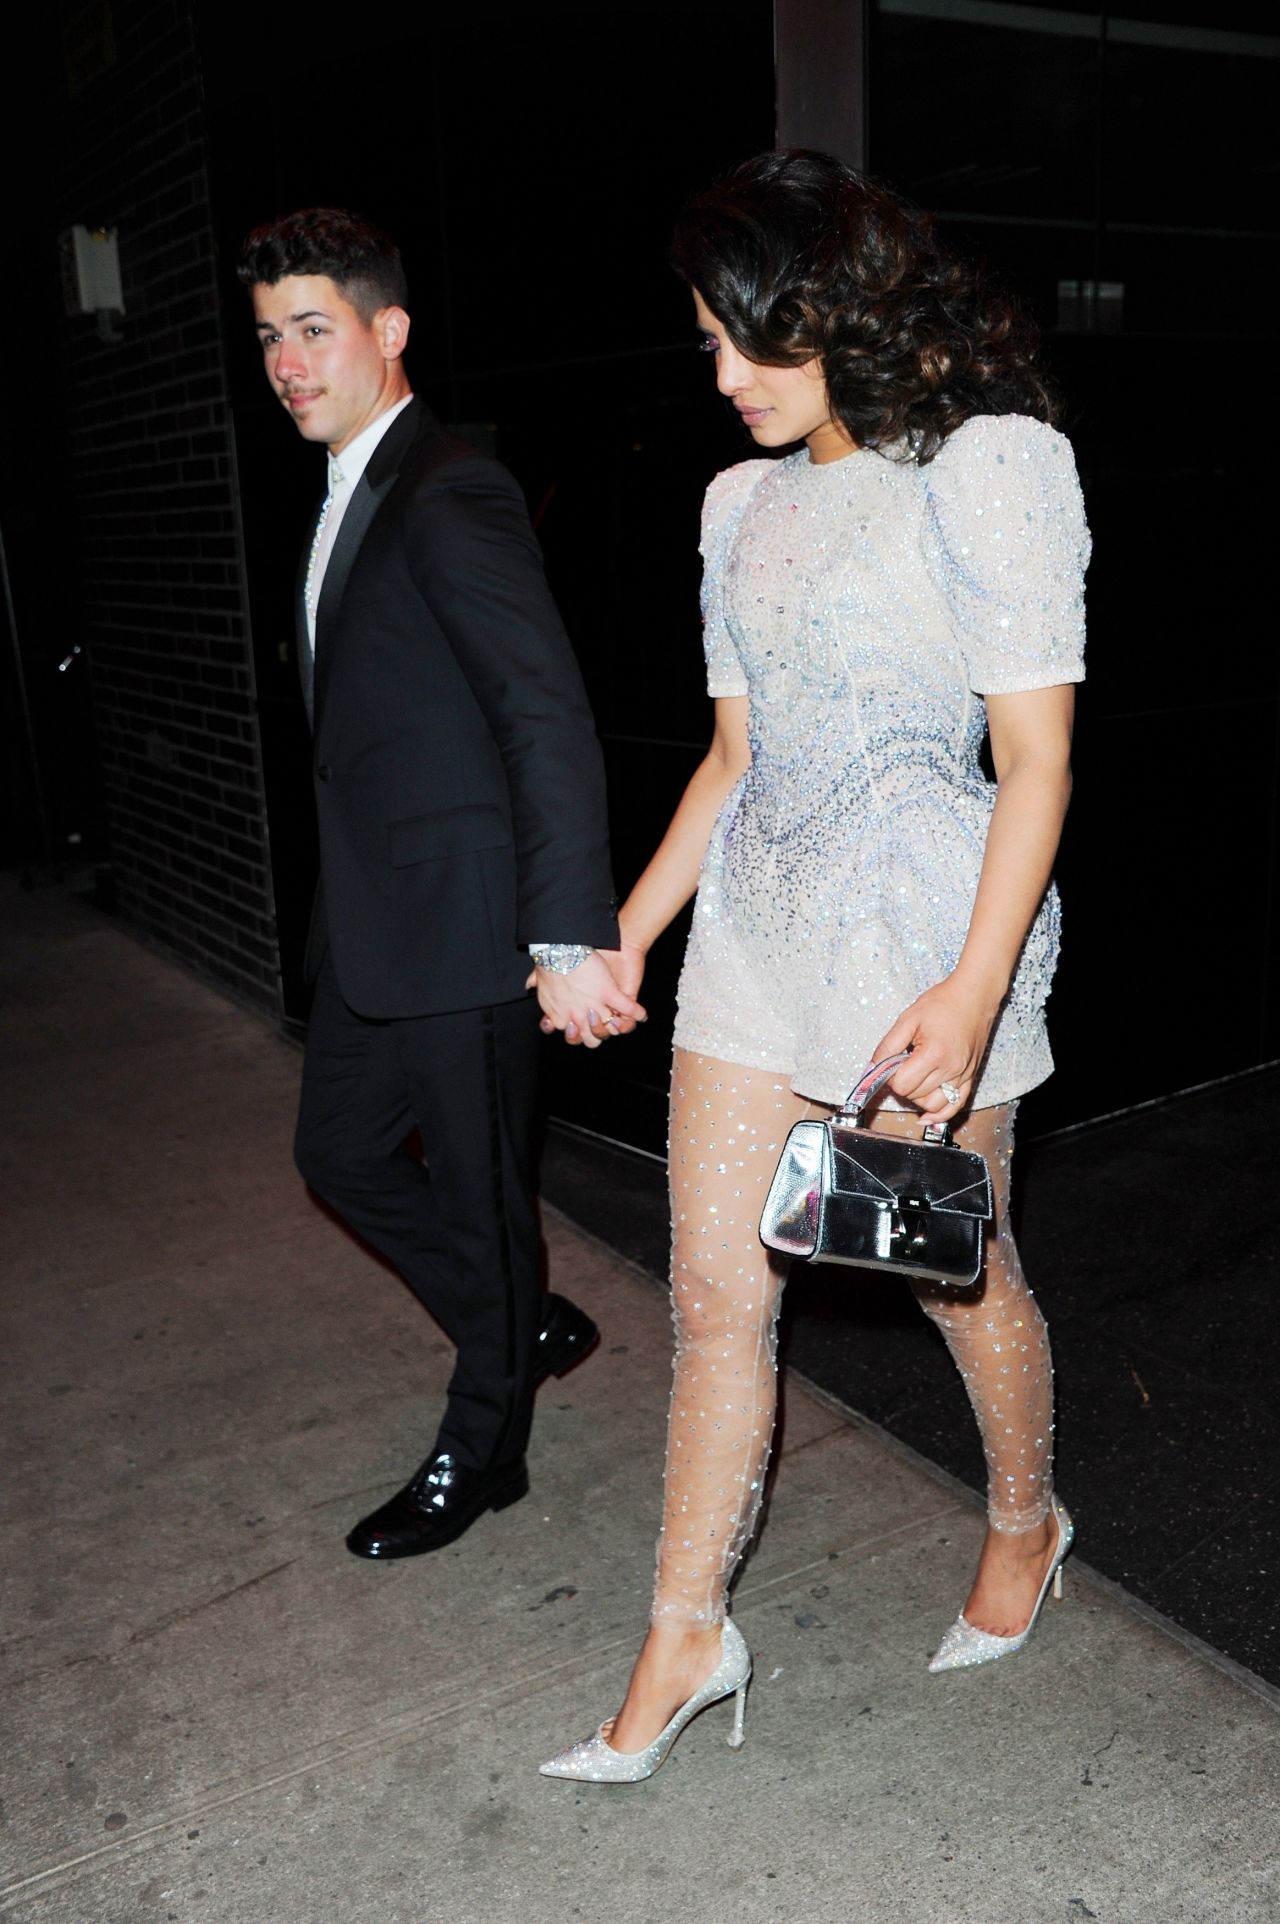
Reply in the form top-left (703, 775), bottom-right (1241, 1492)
top-left (59, 225), bottom-right (124, 316)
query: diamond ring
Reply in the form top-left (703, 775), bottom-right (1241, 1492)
top-left (940, 1080), bottom-right (961, 1106)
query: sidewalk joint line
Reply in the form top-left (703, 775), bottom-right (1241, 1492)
top-left (0, 1512), bottom-right (965, 1905)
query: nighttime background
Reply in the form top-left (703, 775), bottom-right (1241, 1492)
top-left (4, 0), bottom-right (1278, 1680)
top-left (8, 0), bottom-right (1277, 1146)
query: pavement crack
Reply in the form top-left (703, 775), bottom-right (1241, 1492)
top-left (128, 1561), bottom-right (296, 1645)
top-left (786, 1420), bottom-right (858, 1455)
top-left (8, 1649), bottom-right (106, 1690)
top-left (1079, 1728), bottom-right (1120, 1788)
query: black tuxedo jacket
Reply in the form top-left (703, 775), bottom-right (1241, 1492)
top-left (297, 398), bottom-right (618, 1018)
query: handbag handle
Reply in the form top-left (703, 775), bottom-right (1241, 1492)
top-left (837, 1051), bottom-right (911, 1118)
top-left (837, 1051), bottom-right (952, 1143)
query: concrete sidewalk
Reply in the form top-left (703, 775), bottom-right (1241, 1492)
top-left (2, 878), bottom-right (1276, 1924)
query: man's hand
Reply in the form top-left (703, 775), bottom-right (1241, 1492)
top-left (529, 952), bottom-right (646, 1049)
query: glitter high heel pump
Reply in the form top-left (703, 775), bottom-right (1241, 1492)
top-left (928, 1495), bottom-right (1074, 1673)
top-left (539, 1618), bottom-right (751, 1784)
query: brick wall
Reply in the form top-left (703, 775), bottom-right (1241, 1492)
top-left (52, 0), bottom-right (279, 1011)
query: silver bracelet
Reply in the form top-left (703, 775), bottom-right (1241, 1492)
top-left (529, 943), bottom-right (594, 975)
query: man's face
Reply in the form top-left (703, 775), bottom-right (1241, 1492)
top-left (251, 274), bottom-right (409, 455)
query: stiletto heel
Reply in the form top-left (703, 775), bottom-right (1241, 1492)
top-left (928, 1495), bottom-right (1074, 1673)
top-left (728, 1676), bottom-right (749, 1750)
top-left (540, 1618), bottom-right (752, 1784)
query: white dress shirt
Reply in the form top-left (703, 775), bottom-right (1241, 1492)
top-left (304, 393), bottom-right (414, 650)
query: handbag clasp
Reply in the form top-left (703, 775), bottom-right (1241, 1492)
top-left (890, 1195), bottom-right (931, 1251)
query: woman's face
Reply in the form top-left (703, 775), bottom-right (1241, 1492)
top-left (692, 289), bottom-right (856, 463)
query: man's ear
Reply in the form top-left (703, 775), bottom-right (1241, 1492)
top-left (375, 305), bottom-right (411, 361)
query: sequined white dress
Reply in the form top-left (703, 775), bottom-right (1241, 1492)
top-left (673, 412), bottom-right (1090, 1108)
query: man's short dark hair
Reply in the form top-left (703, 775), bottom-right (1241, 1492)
top-left (237, 208), bottom-right (408, 320)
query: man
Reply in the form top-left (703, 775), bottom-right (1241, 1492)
top-left (238, 208), bottom-right (640, 1559)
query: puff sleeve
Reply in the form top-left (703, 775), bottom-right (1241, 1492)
top-left (923, 414), bottom-right (1090, 695)
top-left (698, 460), bottom-right (773, 698)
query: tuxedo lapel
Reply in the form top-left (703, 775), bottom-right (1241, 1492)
top-left (312, 400), bottom-right (424, 733)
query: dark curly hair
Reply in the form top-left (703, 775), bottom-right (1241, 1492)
top-left (672, 150), bottom-right (1058, 461)
top-left (236, 207), bottom-right (408, 321)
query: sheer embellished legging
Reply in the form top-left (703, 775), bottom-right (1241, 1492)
top-left (651, 1050), bottom-right (1054, 1626)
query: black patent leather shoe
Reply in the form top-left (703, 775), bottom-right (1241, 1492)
top-left (345, 1451), bottom-right (529, 1560)
top-left (536, 1292), bottom-right (599, 1383)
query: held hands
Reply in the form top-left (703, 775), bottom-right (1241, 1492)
top-left (872, 971), bottom-right (1004, 1124)
top-left (529, 946), bottom-right (647, 1049)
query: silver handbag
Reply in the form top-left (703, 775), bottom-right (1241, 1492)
top-left (759, 1053), bottom-right (993, 1285)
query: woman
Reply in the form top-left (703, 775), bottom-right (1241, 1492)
top-left (539, 150), bottom-right (1089, 1784)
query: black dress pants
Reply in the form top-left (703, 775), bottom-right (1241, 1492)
top-left (294, 951), bottom-right (542, 1472)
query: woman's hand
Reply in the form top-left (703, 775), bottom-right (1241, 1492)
top-left (534, 941), bottom-right (648, 1045)
top-left (528, 951), bottom-right (646, 1049)
top-left (872, 972), bottom-right (1004, 1124)
top-left (529, 696), bottom-right (748, 1051)
top-left (589, 941), bottom-right (647, 1029)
